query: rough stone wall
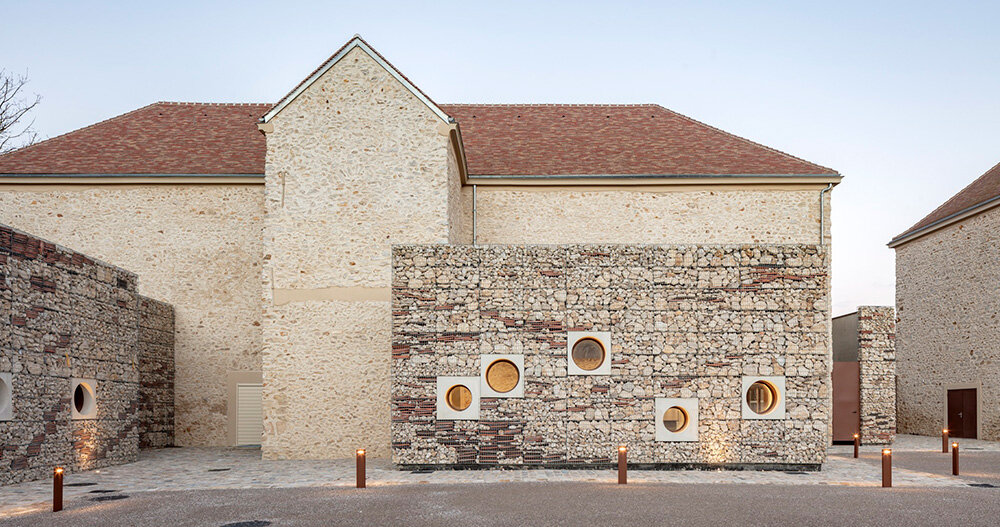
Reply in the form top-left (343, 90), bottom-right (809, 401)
top-left (392, 244), bottom-right (831, 467)
top-left (857, 306), bottom-right (895, 444)
top-left (896, 208), bottom-right (1000, 440)
top-left (0, 184), bottom-right (263, 446)
top-left (0, 225), bottom-right (171, 485)
top-left (138, 296), bottom-right (175, 448)
top-left (261, 46), bottom-right (453, 459)
top-left (471, 187), bottom-right (831, 245)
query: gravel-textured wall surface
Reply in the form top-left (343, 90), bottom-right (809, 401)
top-left (138, 297), bottom-right (175, 448)
top-left (392, 244), bottom-right (831, 468)
top-left (857, 306), bottom-right (895, 444)
top-left (1, 224), bottom-right (173, 485)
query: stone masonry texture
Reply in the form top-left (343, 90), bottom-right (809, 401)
top-left (857, 306), bottom-right (895, 445)
top-left (392, 244), bottom-right (831, 467)
top-left (0, 224), bottom-right (174, 485)
top-left (138, 297), bottom-right (175, 449)
top-left (896, 207), bottom-right (1000, 440)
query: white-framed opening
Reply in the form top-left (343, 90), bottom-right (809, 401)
top-left (566, 331), bottom-right (612, 376)
top-left (0, 372), bottom-right (12, 421)
top-left (436, 376), bottom-right (480, 420)
top-left (480, 354), bottom-right (525, 398)
top-left (71, 378), bottom-right (98, 420)
top-left (236, 383), bottom-right (263, 446)
top-left (655, 397), bottom-right (699, 442)
top-left (741, 376), bottom-right (786, 420)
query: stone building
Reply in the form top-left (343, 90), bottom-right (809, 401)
top-left (1, 35), bottom-right (841, 468)
top-left (831, 307), bottom-right (895, 445)
top-left (890, 161), bottom-right (1000, 441)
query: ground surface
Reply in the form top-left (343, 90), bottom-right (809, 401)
top-left (1, 434), bottom-right (997, 524)
top-left (3, 483), bottom-right (1000, 527)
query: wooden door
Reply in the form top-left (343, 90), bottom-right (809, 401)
top-left (947, 388), bottom-right (977, 439)
top-left (832, 362), bottom-right (861, 441)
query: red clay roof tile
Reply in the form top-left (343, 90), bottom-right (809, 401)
top-left (891, 160), bottom-right (1000, 244)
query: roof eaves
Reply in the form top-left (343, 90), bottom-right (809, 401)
top-left (261, 35), bottom-right (451, 124)
top-left (887, 193), bottom-right (1000, 248)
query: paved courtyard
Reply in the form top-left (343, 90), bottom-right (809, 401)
top-left (1, 434), bottom-right (997, 522)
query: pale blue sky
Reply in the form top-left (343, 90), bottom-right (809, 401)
top-left (4, 1), bottom-right (999, 314)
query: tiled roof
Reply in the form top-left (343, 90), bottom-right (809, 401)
top-left (441, 104), bottom-right (837, 176)
top-left (891, 160), bottom-right (1000, 245)
top-left (0, 102), bottom-right (270, 175)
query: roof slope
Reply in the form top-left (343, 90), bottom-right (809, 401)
top-left (0, 102), bottom-right (269, 175)
top-left (441, 104), bottom-right (837, 176)
top-left (891, 160), bottom-right (1000, 245)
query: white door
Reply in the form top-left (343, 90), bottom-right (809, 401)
top-left (236, 383), bottom-right (263, 446)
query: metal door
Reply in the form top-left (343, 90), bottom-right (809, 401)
top-left (948, 388), bottom-right (977, 439)
top-left (832, 361), bottom-right (860, 441)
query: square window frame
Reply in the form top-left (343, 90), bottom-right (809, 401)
top-left (566, 331), bottom-right (612, 376)
top-left (436, 376), bottom-right (480, 420)
top-left (71, 378), bottom-right (99, 420)
top-left (480, 354), bottom-right (524, 398)
top-left (655, 397), bottom-right (699, 442)
top-left (741, 376), bottom-right (786, 420)
top-left (0, 372), bottom-right (11, 421)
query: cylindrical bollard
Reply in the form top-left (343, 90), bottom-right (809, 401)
top-left (617, 445), bottom-right (627, 485)
top-left (356, 449), bottom-right (366, 489)
top-left (942, 429), bottom-right (949, 453)
top-left (53, 467), bottom-right (64, 512)
top-left (853, 433), bottom-right (860, 458)
top-left (881, 449), bottom-right (892, 488)
top-left (952, 442), bottom-right (959, 475)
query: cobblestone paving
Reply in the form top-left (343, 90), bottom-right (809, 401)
top-left (2, 434), bottom-right (995, 518)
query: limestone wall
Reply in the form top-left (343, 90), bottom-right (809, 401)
top-left (896, 208), bottom-right (1000, 440)
top-left (0, 184), bottom-right (263, 446)
top-left (260, 46), bottom-right (454, 459)
top-left (857, 306), bottom-right (895, 444)
top-left (1, 224), bottom-right (173, 485)
top-left (392, 244), bottom-right (831, 467)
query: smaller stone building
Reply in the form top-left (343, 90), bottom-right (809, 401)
top-left (831, 307), bottom-right (895, 444)
top-left (1, 224), bottom-right (175, 485)
top-left (890, 161), bottom-right (1000, 440)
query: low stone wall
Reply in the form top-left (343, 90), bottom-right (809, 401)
top-left (391, 244), bottom-right (831, 468)
top-left (0, 224), bottom-right (174, 485)
top-left (857, 306), bottom-right (896, 444)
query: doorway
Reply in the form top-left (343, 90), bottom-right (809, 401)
top-left (832, 362), bottom-right (860, 442)
top-left (236, 383), bottom-right (264, 446)
top-left (947, 388), bottom-right (977, 439)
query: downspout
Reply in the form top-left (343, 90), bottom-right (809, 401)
top-left (472, 184), bottom-right (478, 245)
top-left (819, 183), bottom-right (833, 245)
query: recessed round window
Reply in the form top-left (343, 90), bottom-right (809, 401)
top-left (73, 382), bottom-right (96, 417)
top-left (571, 338), bottom-right (605, 371)
top-left (0, 376), bottom-right (10, 415)
top-left (445, 384), bottom-right (472, 411)
top-left (662, 406), bottom-right (689, 432)
top-left (485, 359), bottom-right (519, 393)
top-left (746, 381), bottom-right (778, 415)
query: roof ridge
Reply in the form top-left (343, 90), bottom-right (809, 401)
top-left (442, 103), bottom-right (659, 107)
top-left (895, 159), bottom-right (1000, 240)
top-left (654, 105), bottom-right (838, 175)
top-left (154, 101), bottom-right (273, 106)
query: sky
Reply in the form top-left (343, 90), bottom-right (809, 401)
top-left (3, 1), bottom-right (999, 315)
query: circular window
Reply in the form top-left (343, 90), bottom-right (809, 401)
top-left (73, 382), bottom-right (96, 417)
top-left (445, 384), bottom-right (472, 411)
top-left (0, 376), bottom-right (10, 414)
top-left (571, 338), bottom-right (606, 371)
top-left (485, 359), bottom-right (520, 393)
top-left (662, 406), bottom-right (689, 432)
top-left (746, 381), bottom-right (778, 415)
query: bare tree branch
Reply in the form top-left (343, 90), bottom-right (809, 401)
top-left (0, 69), bottom-right (41, 153)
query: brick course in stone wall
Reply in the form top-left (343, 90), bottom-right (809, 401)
top-left (391, 244), bottom-right (831, 468)
top-left (857, 306), bottom-right (896, 444)
top-left (0, 224), bottom-right (174, 485)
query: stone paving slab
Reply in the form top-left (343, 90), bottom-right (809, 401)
top-left (0, 434), bottom-right (992, 519)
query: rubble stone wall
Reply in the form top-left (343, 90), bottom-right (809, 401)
top-left (857, 306), bottom-right (895, 444)
top-left (392, 244), bottom-right (831, 468)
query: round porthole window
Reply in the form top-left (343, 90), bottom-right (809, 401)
top-left (73, 382), bottom-right (96, 417)
top-left (485, 359), bottom-right (519, 393)
top-left (445, 384), bottom-right (472, 411)
top-left (0, 375), bottom-right (11, 417)
top-left (571, 338), bottom-right (605, 371)
top-left (746, 380), bottom-right (778, 415)
top-left (662, 406), bottom-right (689, 433)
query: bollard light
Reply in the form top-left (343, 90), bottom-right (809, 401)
top-left (942, 429), bottom-right (949, 453)
top-left (617, 445), bottom-right (627, 485)
top-left (853, 433), bottom-right (860, 458)
top-left (881, 449), bottom-right (892, 488)
top-left (952, 442), bottom-right (959, 475)
top-left (53, 467), bottom-right (64, 512)
top-left (356, 449), bottom-right (366, 489)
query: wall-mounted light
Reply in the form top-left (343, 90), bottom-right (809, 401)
top-left (356, 449), bottom-right (366, 488)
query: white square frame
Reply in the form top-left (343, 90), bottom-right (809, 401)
top-left (480, 354), bottom-right (524, 398)
top-left (0, 372), bottom-right (12, 421)
top-left (655, 397), bottom-right (698, 442)
top-left (71, 378), bottom-right (99, 420)
top-left (436, 376), bottom-right (480, 420)
top-left (566, 331), bottom-right (612, 376)
top-left (741, 376), bottom-right (786, 420)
